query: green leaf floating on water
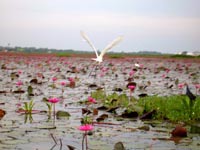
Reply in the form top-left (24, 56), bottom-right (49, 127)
top-left (56, 111), bottom-right (71, 119)
top-left (114, 141), bottom-right (125, 150)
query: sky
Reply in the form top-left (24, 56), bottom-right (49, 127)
top-left (0, 0), bottom-right (200, 53)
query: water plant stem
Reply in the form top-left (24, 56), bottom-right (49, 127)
top-left (85, 131), bottom-right (88, 150)
top-left (129, 91), bottom-right (132, 104)
top-left (81, 132), bottom-right (88, 150)
top-left (53, 103), bottom-right (56, 126)
top-left (50, 133), bottom-right (57, 145)
top-left (59, 139), bottom-right (62, 150)
top-left (82, 133), bottom-right (85, 150)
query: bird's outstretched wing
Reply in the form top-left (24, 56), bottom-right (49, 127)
top-left (100, 36), bottom-right (123, 58)
top-left (80, 31), bottom-right (99, 58)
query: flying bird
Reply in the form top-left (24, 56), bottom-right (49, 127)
top-left (80, 31), bottom-right (123, 63)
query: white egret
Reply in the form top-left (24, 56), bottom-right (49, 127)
top-left (80, 31), bottom-right (123, 64)
top-left (135, 63), bottom-right (140, 68)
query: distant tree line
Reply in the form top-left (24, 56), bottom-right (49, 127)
top-left (0, 46), bottom-right (163, 55)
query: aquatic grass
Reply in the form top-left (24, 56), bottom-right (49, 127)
top-left (90, 89), bottom-right (107, 103)
top-left (162, 96), bottom-right (191, 121)
top-left (23, 100), bottom-right (35, 114)
top-left (117, 93), bottom-right (130, 107)
top-left (90, 90), bottom-right (200, 122)
top-left (24, 113), bottom-right (33, 123)
top-left (139, 95), bottom-right (200, 122)
top-left (192, 98), bottom-right (200, 119)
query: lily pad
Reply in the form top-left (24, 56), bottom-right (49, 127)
top-left (114, 141), bottom-right (125, 150)
top-left (56, 111), bottom-right (71, 119)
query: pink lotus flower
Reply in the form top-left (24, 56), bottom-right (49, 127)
top-left (68, 77), bottom-right (75, 82)
top-left (79, 124), bottom-right (94, 131)
top-left (129, 70), bottom-right (134, 77)
top-left (68, 77), bottom-right (76, 88)
top-left (48, 98), bottom-right (60, 103)
top-left (178, 83), bottom-right (185, 94)
top-left (48, 97), bottom-right (60, 125)
top-left (79, 124), bottom-right (94, 149)
top-left (60, 81), bottom-right (67, 86)
top-left (18, 70), bottom-right (22, 75)
top-left (52, 77), bottom-right (57, 82)
top-left (16, 81), bottom-right (23, 87)
top-left (128, 85), bottom-right (135, 91)
top-left (178, 83), bottom-right (185, 89)
top-left (88, 96), bottom-right (97, 103)
top-left (194, 84), bottom-right (200, 89)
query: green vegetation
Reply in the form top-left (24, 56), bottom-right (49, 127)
top-left (1, 45), bottom-right (199, 59)
top-left (45, 102), bottom-right (53, 116)
top-left (139, 95), bottom-right (200, 122)
top-left (90, 90), bottom-right (200, 122)
top-left (56, 52), bottom-right (72, 57)
top-left (171, 54), bottom-right (200, 59)
top-left (23, 100), bottom-right (35, 114)
top-left (107, 53), bottom-right (125, 59)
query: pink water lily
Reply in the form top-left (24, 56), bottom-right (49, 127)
top-left (128, 85), bottom-right (136, 91)
top-left (79, 124), bottom-right (94, 150)
top-left (79, 124), bottom-right (94, 131)
top-left (16, 81), bottom-right (23, 87)
top-left (129, 70), bottom-right (134, 77)
top-left (48, 97), bottom-right (60, 103)
top-left (178, 83), bottom-right (185, 89)
top-left (88, 96), bottom-right (97, 104)
top-left (18, 70), bottom-right (22, 75)
top-left (128, 85), bottom-right (135, 103)
top-left (178, 83), bottom-right (185, 94)
top-left (68, 77), bottom-right (76, 88)
top-left (52, 77), bottom-right (57, 82)
top-left (60, 81), bottom-right (67, 86)
top-left (68, 77), bottom-right (75, 82)
top-left (48, 97), bottom-right (59, 125)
